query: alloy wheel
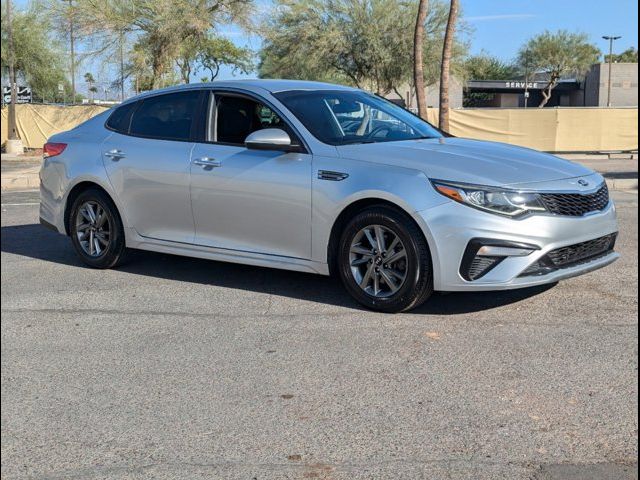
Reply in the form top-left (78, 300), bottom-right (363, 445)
top-left (75, 201), bottom-right (111, 257)
top-left (349, 224), bottom-right (408, 298)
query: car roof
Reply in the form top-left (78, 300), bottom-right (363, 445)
top-left (123, 79), bottom-right (358, 104)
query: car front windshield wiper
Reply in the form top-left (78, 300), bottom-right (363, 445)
top-left (338, 138), bottom-right (378, 145)
top-left (395, 135), bottom-right (440, 141)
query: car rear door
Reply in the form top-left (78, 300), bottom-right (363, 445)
top-left (101, 90), bottom-right (204, 243)
top-left (189, 90), bottom-right (312, 259)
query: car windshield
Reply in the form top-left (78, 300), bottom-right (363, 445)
top-left (273, 89), bottom-right (442, 146)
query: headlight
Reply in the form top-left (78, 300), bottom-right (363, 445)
top-left (431, 180), bottom-right (547, 217)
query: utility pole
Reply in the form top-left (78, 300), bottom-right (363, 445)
top-left (5, 0), bottom-right (23, 154)
top-left (69, 0), bottom-right (76, 103)
top-left (602, 35), bottom-right (621, 107)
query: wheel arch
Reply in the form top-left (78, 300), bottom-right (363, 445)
top-left (326, 197), bottom-right (432, 277)
top-left (63, 181), bottom-right (119, 235)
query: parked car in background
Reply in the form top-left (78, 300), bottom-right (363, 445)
top-left (39, 80), bottom-right (619, 312)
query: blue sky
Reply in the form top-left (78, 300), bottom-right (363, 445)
top-left (14, 0), bottom-right (640, 89)
top-left (462, 0), bottom-right (638, 60)
top-left (209, 0), bottom-right (638, 79)
top-left (209, 0), bottom-right (640, 80)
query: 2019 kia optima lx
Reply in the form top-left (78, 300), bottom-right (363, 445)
top-left (39, 80), bottom-right (619, 312)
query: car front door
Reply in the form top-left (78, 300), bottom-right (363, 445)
top-left (102, 90), bottom-right (203, 243)
top-left (189, 91), bottom-right (312, 259)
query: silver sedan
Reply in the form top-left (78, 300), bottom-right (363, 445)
top-left (39, 80), bottom-right (619, 312)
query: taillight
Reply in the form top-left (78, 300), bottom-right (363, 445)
top-left (43, 142), bottom-right (67, 158)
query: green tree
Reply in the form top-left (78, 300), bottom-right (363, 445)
top-left (69, 0), bottom-right (253, 89)
top-left (258, 0), bottom-right (465, 96)
top-left (46, 0), bottom-right (84, 98)
top-left (176, 35), bottom-right (252, 84)
top-left (604, 47), bottom-right (638, 63)
top-left (517, 30), bottom-right (600, 107)
top-left (84, 71), bottom-right (97, 101)
top-left (462, 53), bottom-right (519, 107)
top-left (125, 41), bottom-right (155, 93)
top-left (1, 1), bottom-right (72, 102)
top-left (464, 53), bottom-right (518, 80)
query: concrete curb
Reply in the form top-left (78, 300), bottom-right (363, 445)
top-left (1, 172), bottom-right (40, 191)
top-left (606, 178), bottom-right (639, 192)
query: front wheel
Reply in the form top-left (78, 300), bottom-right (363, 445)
top-left (337, 206), bottom-right (433, 313)
top-left (69, 188), bottom-right (128, 269)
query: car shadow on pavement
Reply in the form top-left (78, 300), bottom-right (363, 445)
top-left (1, 224), bottom-right (556, 315)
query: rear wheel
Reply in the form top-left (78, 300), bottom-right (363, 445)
top-left (337, 206), bottom-right (433, 313)
top-left (69, 188), bottom-right (128, 268)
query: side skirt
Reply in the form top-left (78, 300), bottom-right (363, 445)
top-left (126, 229), bottom-right (330, 276)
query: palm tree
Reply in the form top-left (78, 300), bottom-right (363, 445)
top-left (84, 72), bottom-right (96, 102)
top-left (413, 0), bottom-right (429, 119)
top-left (438, 0), bottom-right (459, 132)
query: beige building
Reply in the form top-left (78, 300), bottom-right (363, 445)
top-left (584, 63), bottom-right (638, 107)
top-left (463, 63), bottom-right (638, 108)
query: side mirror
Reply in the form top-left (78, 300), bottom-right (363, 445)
top-left (245, 128), bottom-right (301, 152)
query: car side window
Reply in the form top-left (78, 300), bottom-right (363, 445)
top-left (105, 101), bottom-right (137, 133)
top-left (129, 91), bottom-right (200, 141)
top-left (212, 95), bottom-right (290, 144)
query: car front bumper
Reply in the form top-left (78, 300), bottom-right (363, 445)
top-left (416, 199), bottom-right (619, 292)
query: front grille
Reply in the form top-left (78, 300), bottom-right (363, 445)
top-left (540, 183), bottom-right (609, 216)
top-left (547, 233), bottom-right (617, 267)
top-left (519, 233), bottom-right (617, 277)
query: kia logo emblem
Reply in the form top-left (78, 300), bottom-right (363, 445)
top-left (578, 179), bottom-right (590, 187)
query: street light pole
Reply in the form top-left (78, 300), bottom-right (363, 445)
top-left (523, 50), bottom-right (530, 108)
top-left (602, 35), bottom-right (621, 107)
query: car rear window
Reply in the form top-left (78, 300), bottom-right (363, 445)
top-left (105, 101), bottom-right (137, 133)
top-left (129, 91), bottom-right (201, 141)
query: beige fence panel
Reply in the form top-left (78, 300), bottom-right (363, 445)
top-left (442, 107), bottom-right (637, 152)
top-left (554, 108), bottom-right (638, 152)
top-left (2, 104), bottom-right (638, 152)
top-left (2, 104), bottom-right (109, 149)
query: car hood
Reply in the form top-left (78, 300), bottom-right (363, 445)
top-left (336, 137), bottom-right (595, 187)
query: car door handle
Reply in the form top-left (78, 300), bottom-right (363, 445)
top-left (104, 149), bottom-right (125, 160)
top-left (192, 157), bottom-right (222, 168)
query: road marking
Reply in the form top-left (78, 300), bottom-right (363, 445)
top-left (1, 202), bottom-right (40, 206)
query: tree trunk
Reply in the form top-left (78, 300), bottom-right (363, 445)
top-left (207, 62), bottom-right (220, 81)
top-left (538, 75), bottom-right (559, 107)
top-left (413, 0), bottom-right (429, 119)
top-left (6, 0), bottom-right (19, 140)
top-left (119, 30), bottom-right (125, 101)
top-left (152, 59), bottom-right (165, 89)
top-left (69, 0), bottom-right (76, 103)
top-left (151, 41), bottom-right (169, 89)
top-left (392, 86), bottom-right (404, 102)
top-left (439, 0), bottom-right (459, 132)
top-left (177, 59), bottom-right (191, 84)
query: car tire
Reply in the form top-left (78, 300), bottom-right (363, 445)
top-left (337, 205), bottom-right (433, 313)
top-left (69, 188), bottom-right (128, 269)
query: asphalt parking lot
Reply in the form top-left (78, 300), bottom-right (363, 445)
top-left (1, 189), bottom-right (638, 480)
